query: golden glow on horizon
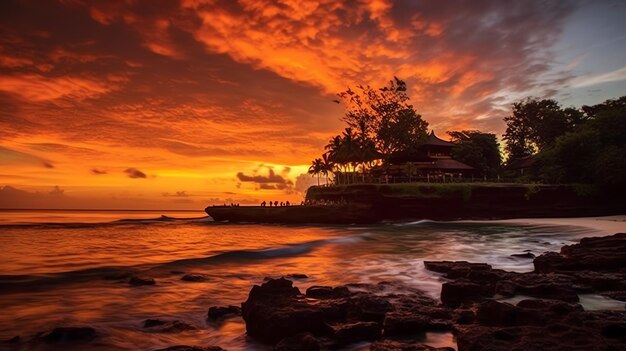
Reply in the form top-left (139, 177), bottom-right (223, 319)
top-left (0, 0), bottom-right (586, 208)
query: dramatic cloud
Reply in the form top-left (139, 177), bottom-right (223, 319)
top-left (236, 167), bottom-right (295, 192)
top-left (1, 0), bottom-right (623, 208)
top-left (124, 168), bottom-right (147, 179)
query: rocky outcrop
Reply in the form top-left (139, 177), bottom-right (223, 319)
top-left (142, 319), bottom-right (196, 333)
top-left (534, 233), bottom-right (626, 273)
top-left (40, 327), bottom-right (97, 343)
top-left (207, 305), bottom-right (241, 322)
top-left (181, 273), bottom-right (210, 282)
top-left (129, 276), bottom-right (156, 286)
top-left (237, 234), bottom-right (626, 350)
top-left (240, 278), bottom-right (448, 348)
top-left (153, 346), bottom-right (224, 351)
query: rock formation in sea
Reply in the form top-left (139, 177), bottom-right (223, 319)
top-left (237, 233), bottom-right (626, 350)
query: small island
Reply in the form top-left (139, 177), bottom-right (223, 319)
top-left (206, 80), bottom-right (626, 224)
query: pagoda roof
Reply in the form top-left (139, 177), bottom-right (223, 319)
top-left (424, 130), bottom-right (454, 147)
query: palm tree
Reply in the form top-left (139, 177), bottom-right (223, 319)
top-left (308, 158), bottom-right (324, 186)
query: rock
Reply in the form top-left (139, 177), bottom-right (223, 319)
top-left (207, 305), bottom-right (241, 321)
top-left (129, 276), bottom-right (155, 286)
top-left (306, 285), bottom-right (350, 299)
top-left (143, 319), bottom-right (196, 333)
top-left (153, 346), bottom-right (225, 351)
top-left (511, 252), bottom-right (535, 259)
top-left (534, 233), bottom-right (626, 273)
top-left (516, 283), bottom-right (579, 303)
top-left (370, 340), bottom-right (455, 351)
top-left (241, 278), bottom-right (331, 344)
top-left (440, 280), bottom-right (493, 307)
top-left (423, 261), bottom-right (492, 276)
top-left (383, 313), bottom-right (428, 336)
top-left (181, 273), bottom-right (210, 282)
top-left (274, 333), bottom-right (320, 351)
top-left (334, 321), bottom-right (382, 344)
top-left (144, 319), bottom-right (167, 328)
top-left (3, 336), bottom-right (19, 343)
top-left (285, 274), bottom-right (309, 280)
top-left (41, 327), bottom-right (97, 343)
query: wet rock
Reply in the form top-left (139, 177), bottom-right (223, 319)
top-left (181, 273), bottom-right (210, 282)
top-left (383, 313), bottom-right (428, 336)
top-left (274, 333), bottom-right (320, 351)
top-left (129, 276), bottom-right (155, 286)
top-left (241, 278), bottom-right (331, 344)
top-left (511, 252), bottom-right (535, 259)
top-left (334, 321), bottom-right (382, 344)
top-left (423, 261), bottom-right (492, 277)
top-left (154, 346), bottom-right (225, 351)
top-left (534, 233), bottom-right (626, 273)
top-left (144, 319), bottom-right (167, 328)
top-left (207, 305), bottom-right (241, 321)
top-left (285, 273), bottom-right (309, 280)
top-left (370, 340), bottom-right (455, 351)
top-left (345, 294), bottom-right (394, 323)
top-left (3, 336), bottom-right (19, 343)
top-left (306, 285), bottom-right (350, 299)
top-left (440, 279), bottom-right (493, 307)
top-left (41, 327), bottom-right (97, 343)
top-left (143, 319), bottom-right (196, 333)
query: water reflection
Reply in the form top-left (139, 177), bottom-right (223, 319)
top-left (0, 212), bottom-right (616, 350)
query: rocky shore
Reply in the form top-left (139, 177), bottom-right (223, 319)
top-left (234, 233), bottom-right (626, 350)
top-left (6, 233), bottom-right (625, 350)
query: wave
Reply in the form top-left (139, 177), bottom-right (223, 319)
top-left (0, 215), bottom-right (214, 229)
top-left (0, 234), bottom-right (363, 293)
top-left (391, 219), bottom-right (435, 226)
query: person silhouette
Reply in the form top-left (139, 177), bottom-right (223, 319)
top-left (274, 201), bottom-right (279, 207)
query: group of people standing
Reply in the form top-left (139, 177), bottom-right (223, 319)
top-left (260, 200), bottom-right (291, 207)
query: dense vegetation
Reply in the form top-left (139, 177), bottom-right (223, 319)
top-left (309, 76), bottom-right (625, 191)
top-left (309, 78), bottom-right (500, 183)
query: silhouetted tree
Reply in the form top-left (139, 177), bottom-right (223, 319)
top-left (448, 130), bottom-right (502, 177)
top-left (308, 158), bottom-right (324, 186)
top-left (337, 77), bottom-right (428, 157)
top-left (535, 96), bottom-right (626, 188)
top-left (503, 98), bottom-right (586, 163)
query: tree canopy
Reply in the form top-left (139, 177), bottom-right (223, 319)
top-left (337, 77), bottom-right (428, 156)
top-left (447, 130), bottom-right (501, 177)
top-left (503, 98), bottom-right (587, 162)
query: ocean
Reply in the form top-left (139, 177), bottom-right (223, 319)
top-left (0, 210), bottom-right (624, 350)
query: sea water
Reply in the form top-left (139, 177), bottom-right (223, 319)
top-left (0, 210), bottom-right (623, 350)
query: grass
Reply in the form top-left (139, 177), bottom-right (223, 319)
top-left (306, 182), bottom-right (569, 202)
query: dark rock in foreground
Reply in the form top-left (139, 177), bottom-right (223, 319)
top-left (207, 305), bottom-right (241, 321)
top-left (370, 340), bottom-right (455, 351)
top-left (534, 233), bottom-right (626, 273)
top-left (241, 278), bottom-right (444, 347)
top-left (129, 276), bottom-right (156, 286)
top-left (40, 327), bottom-right (97, 343)
top-left (153, 346), bottom-right (224, 351)
top-left (143, 319), bottom-right (196, 333)
top-left (237, 234), bottom-right (626, 350)
top-left (181, 273), bottom-right (210, 282)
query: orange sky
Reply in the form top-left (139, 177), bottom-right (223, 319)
top-left (1, 0), bottom-right (625, 209)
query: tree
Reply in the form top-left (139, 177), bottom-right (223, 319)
top-left (337, 77), bottom-right (428, 157)
top-left (308, 158), bottom-right (324, 186)
top-left (448, 130), bottom-right (502, 177)
top-left (534, 96), bottom-right (626, 188)
top-left (503, 98), bottom-right (586, 162)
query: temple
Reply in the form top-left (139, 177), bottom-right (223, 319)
top-left (372, 131), bottom-right (474, 182)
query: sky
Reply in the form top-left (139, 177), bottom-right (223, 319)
top-left (1, 0), bottom-right (625, 209)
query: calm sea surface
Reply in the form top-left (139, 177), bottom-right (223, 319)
top-left (0, 210), bottom-right (623, 350)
